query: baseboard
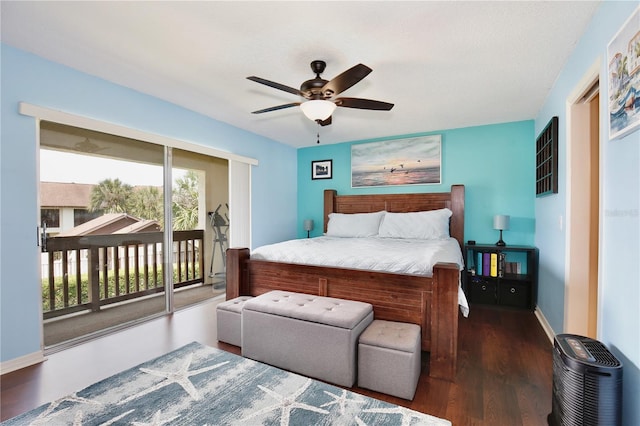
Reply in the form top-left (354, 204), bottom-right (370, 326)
top-left (534, 307), bottom-right (555, 344)
top-left (0, 350), bottom-right (46, 375)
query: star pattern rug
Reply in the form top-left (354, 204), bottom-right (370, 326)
top-left (2, 342), bottom-right (451, 425)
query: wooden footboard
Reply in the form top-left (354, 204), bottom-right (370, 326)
top-left (226, 248), bottom-right (459, 381)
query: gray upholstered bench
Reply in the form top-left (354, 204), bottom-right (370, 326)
top-left (242, 290), bottom-right (373, 387)
top-left (216, 296), bottom-right (253, 346)
top-left (358, 319), bottom-right (422, 400)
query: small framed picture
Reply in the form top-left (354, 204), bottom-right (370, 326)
top-left (311, 159), bottom-right (332, 180)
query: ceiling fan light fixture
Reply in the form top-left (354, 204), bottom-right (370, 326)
top-left (300, 100), bottom-right (336, 121)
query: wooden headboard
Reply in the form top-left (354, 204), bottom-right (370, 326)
top-left (323, 184), bottom-right (465, 249)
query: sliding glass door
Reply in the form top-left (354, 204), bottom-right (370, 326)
top-left (171, 148), bottom-right (229, 309)
top-left (39, 122), bottom-right (228, 348)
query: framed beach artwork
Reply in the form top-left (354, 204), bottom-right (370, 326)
top-left (351, 135), bottom-right (441, 188)
top-left (607, 6), bottom-right (640, 140)
top-left (311, 159), bottom-right (332, 180)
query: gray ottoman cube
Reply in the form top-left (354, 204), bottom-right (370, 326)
top-left (242, 290), bottom-right (373, 387)
top-left (216, 296), bottom-right (253, 346)
top-left (358, 319), bottom-right (422, 400)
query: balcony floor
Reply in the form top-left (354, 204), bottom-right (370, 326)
top-left (44, 282), bottom-right (225, 348)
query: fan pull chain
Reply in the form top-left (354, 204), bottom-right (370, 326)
top-left (316, 121), bottom-right (321, 144)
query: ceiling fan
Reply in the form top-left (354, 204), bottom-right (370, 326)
top-left (247, 60), bottom-right (394, 126)
top-left (74, 137), bottom-right (107, 153)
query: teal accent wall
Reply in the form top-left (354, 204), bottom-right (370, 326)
top-left (297, 120), bottom-right (536, 246)
top-left (0, 44), bottom-right (297, 364)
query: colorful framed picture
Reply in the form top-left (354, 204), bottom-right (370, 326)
top-left (607, 7), bottom-right (640, 140)
top-left (351, 135), bottom-right (441, 187)
top-left (311, 159), bottom-right (332, 180)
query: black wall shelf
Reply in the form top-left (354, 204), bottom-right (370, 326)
top-left (536, 116), bottom-right (559, 197)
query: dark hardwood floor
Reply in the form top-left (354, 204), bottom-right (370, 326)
top-left (1, 298), bottom-right (553, 425)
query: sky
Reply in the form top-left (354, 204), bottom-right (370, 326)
top-left (40, 149), bottom-right (185, 186)
top-left (351, 135), bottom-right (441, 173)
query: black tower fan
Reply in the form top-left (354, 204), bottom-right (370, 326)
top-left (548, 334), bottom-right (623, 426)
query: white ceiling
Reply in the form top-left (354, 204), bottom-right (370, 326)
top-left (1, 1), bottom-right (600, 148)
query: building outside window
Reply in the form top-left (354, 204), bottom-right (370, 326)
top-left (41, 208), bottom-right (60, 228)
top-left (74, 208), bottom-right (102, 226)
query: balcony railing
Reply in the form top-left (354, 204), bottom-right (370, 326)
top-left (42, 230), bottom-right (204, 319)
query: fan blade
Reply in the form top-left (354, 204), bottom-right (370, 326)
top-left (319, 116), bottom-right (332, 126)
top-left (335, 97), bottom-right (394, 110)
top-left (251, 103), bottom-right (300, 114)
top-left (247, 76), bottom-right (303, 96)
top-left (321, 64), bottom-right (372, 97)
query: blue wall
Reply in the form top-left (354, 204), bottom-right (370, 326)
top-left (297, 121), bottom-right (536, 246)
top-left (0, 44), bottom-right (297, 363)
top-left (3, 3), bottom-right (638, 422)
top-left (535, 2), bottom-right (639, 425)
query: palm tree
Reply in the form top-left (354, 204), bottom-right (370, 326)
top-left (89, 178), bottom-right (134, 213)
top-left (172, 171), bottom-right (199, 230)
top-left (130, 186), bottom-right (163, 228)
top-left (616, 56), bottom-right (628, 81)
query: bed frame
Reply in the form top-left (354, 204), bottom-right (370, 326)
top-left (226, 184), bottom-right (464, 381)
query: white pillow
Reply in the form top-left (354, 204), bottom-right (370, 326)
top-left (326, 211), bottom-right (386, 237)
top-left (378, 208), bottom-right (452, 239)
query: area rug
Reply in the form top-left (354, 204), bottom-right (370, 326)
top-left (2, 342), bottom-right (450, 425)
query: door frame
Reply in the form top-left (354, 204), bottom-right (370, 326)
top-left (564, 59), bottom-right (602, 338)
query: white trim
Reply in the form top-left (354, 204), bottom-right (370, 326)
top-left (534, 307), bottom-right (555, 344)
top-left (19, 102), bottom-right (258, 166)
top-left (228, 160), bottom-right (252, 248)
top-left (596, 71), bottom-right (607, 342)
top-left (35, 118), bottom-right (46, 350)
top-left (0, 351), bottom-right (46, 375)
top-left (567, 60), bottom-right (601, 103)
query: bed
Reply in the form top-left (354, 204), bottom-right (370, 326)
top-left (226, 184), bottom-right (465, 381)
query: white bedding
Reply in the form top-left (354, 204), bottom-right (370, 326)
top-left (251, 236), bottom-right (469, 316)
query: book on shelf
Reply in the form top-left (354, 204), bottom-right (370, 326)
top-left (490, 252), bottom-right (498, 277)
top-left (468, 249), bottom-right (524, 277)
top-left (505, 261), bottom-right (522, 275)
top-left (483, 253), bottom-right (490, 276)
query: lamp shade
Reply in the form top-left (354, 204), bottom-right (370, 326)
top-left (303, 219), bottom-right (314, 232)
top-left (493, 215), bottom-right (510, 230)
top-left (300, 100), bottom-right (337, 121)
